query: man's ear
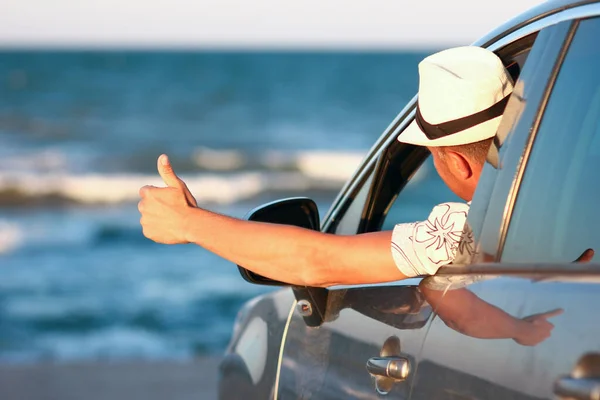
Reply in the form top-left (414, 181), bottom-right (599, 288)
top-left (445, 150), bottom-right (473, 180)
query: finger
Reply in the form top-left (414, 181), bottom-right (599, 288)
top-left (178, 179), bottom-right (196, 205)
top-left (185, 189), bottom-right (197, 207)
top-left (574, 248), bottom-right (595, 263)
top-left (539, 308), bottom-right (564, 319)
top-left (157, 154), bottom-right (182, 188)
top-left (139, 185), bottom-right (156, 198)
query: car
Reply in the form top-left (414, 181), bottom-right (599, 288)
top-left (218, 1), bottom-right (600, 398)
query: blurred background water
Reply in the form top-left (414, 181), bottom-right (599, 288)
top-left (0, 50), bottom-right (439, 363)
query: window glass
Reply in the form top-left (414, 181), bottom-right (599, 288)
top-left (333, 172), bottom-right (375, 235)
top-left (502, 18), bottom-right (600, 263)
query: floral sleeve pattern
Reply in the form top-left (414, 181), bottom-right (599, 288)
top-left (391, 202), bottom-right (471, 277)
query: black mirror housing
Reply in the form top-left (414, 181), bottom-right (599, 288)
top-left (237, 197), bottom-right (320, 286)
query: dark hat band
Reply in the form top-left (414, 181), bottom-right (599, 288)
top-left (416, 94), bottom-right (511, 141)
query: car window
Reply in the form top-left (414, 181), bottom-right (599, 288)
top-left (327, 113), bottom-right (430, 236)
top-left (328, 33), bottom-right (537, 262)
top-left (501, 17), bottom-right (600, 263)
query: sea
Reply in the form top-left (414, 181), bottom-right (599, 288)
top-left (0, 50), bottom-right (441, 363)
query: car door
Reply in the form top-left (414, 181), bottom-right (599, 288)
top-left (274, 27), bottom-right (539, 400)
top-left (411, 14), bottom-right (600, 399)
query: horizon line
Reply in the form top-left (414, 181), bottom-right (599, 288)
top-left (0, 41), bottom-right (466, 52)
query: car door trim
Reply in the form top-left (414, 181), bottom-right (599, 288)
top-left (437, 262), bottom-right (600, 276)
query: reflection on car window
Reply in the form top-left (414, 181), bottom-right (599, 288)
top-left (502, 18), bottom-right (600, 263)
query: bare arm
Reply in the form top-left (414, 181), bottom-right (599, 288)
top-left (421, 285), bottom-right (523, 339)
top-left (139, 155), bottom-right (405, 287)
top-left (420, 283), bottom-right (562, 345)
top-left (183, 209), bottom-right (404, 286)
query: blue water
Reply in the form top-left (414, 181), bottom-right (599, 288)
top-left (0, 50), bottom-right (440, 363)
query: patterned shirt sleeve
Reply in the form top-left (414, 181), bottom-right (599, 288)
top-left (391, 202), bottom-right (470, 277)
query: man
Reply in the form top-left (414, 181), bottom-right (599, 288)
top-left (138, 46), bottom-right (513, 287)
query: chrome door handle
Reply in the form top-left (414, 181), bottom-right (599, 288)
top-left (554, 377), bottom-right (600, 400)
top-left (366, 356), bottom-right (410, 381)
top-left (367, 336), bottom-right (410, 395)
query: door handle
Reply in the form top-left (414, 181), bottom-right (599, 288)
top-left (555, 353), bottom-right (600, 400)
top-left (366, 356), bottom-right (410, 381)
top-left (367, 337), bottom-right (411, 395)
top-left (554, 377), bottom-right (600, 400)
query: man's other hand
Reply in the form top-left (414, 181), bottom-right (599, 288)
top-left (513, 308), bottom-right (563, 346)
top-left (138, 154), bottom-right (197, 244)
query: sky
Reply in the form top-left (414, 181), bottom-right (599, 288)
top-left (2, 0), bottom-right (547, 49)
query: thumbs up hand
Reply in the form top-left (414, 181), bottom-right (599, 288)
top-left (139, 154), bottom-right (197, 244)
top-left (156, 154), bottom-right (198, 207)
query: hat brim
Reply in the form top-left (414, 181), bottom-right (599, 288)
top-left (397, 114), bottom-right (503, 147)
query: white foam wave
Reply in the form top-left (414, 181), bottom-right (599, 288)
top-left (193, 147), bottom-right (246, 171)
top-left (0, 221), bottom-right (23, 254)
top-left (0, 170), bottom-right (343, 205)
top-left (36, 328), bottom-right (191, 361)
top-left (294, 151), bottom-right (365, 181)
top-left (193, 148), bottom-right (366, 180)
top-left (0, 148), bottom-right (368, 205)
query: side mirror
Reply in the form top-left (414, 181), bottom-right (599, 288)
top-left (237, 197), bottom-right (320, 286)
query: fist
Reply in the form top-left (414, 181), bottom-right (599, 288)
top-left (139, 154), bottom-right (197, 244)
top-left (513, 308), bottom-right (563, 346)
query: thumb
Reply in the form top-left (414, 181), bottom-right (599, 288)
top-left (157, 154), bottom-right (181, 188)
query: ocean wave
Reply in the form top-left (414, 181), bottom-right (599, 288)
top-left (193, 147), bottom-right (366, 177)
top-left (0, 148), bottom-right (370, 206)
top-left (35, 328), bottom-right (192, 362)
top-left (1, 288), bottom-right (258, 362)
top-left (0, 171), bottom-right (346, 207)
top-left (0, 221), bottom-right (23, 253)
